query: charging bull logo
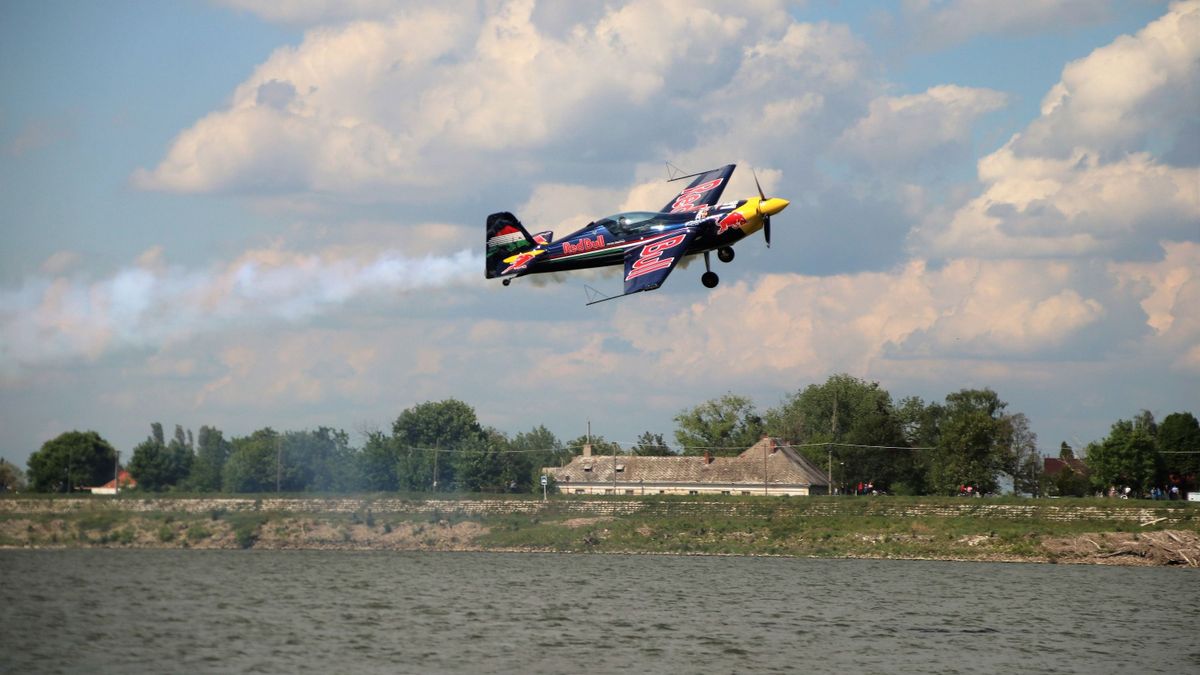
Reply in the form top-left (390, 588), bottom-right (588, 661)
top-left (716, 211), bottom-right (746, 234)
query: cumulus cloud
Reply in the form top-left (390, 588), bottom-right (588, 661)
top-left (1016, 0), bottom-right (1200, 160)
top-left (914, 0), bottom-right (1200, 260)
top-left (837, 85), bottom-right (1007, 173)
top-left (0, 245), bottom-right (481, 373)
top-left (1111, 241), bottom-right (1200, 371)
top-left (918, 149), bottom-right (1200, 258)
top-left (138, 1), bottom-right (777, 196)
top-left (901, 0), bottom-right (1116, 49)
top-left (614, 257), bottom-right (1113, 384)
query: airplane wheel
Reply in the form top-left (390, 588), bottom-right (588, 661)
top-left (717, 247), bottom-right (735, 263)
top-left (701, 271), bottom-right (719, 288)
top-left (502, 278), bottom-right (512, 286)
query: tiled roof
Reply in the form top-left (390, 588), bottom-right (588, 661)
top-left (547, 438), bottom-right (828, 486)
top-left (1044, 457), bottom-right (1089, 476)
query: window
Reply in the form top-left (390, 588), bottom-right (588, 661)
top-left (721, 490), bottom-right (731, 495)
top-left (624, 489), bottom-right (634, 495)
top-left (583, 465), bottom-right (592, 472)
top-left (574, 489), bottom-right (585, 494)
top-left (741, 491), bottom-right (752, 495)
top-left (688, 490), bottom-right (699, 495)
top-left (615, 464), bottom-right (625, 472)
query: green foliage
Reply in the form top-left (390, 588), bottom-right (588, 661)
top-left (926, 389), bottom-right (1010, 495)
top-left (510, 425), bottom-right (568, 489)
top-left (1158, 412), bottom-right (1199, 491)
top-left (631, 431), bottom-right (674, 456)
top-left (0, 458), bottom-right (27, 492)
top-left (185, 425), bottom-right (231, 492)
top-left (393, 399), bottom-right (486, 491)
top-left (674, 393), bottom-right (764, 455)
top-left (222, 428), bottom-right (280, 493)
top-left (766, 375), bottom-right (918, 492)
top-left (1086, 417), bottom-right (1160, 494)
top-left (224, 512), bottom-right (268, 549)
top-left (26, 430), bottom-right (117, 493)
top-left (129, 423), bottom-right (194, 491)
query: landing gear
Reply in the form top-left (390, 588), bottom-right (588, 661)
top-left (701, 251), bottom-right (720, 289)
top-left (717, 246), bottom-right (735, 263)
top-left (502, 278), bottom-right (512, 286)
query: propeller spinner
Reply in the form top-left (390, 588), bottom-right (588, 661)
top-left (751, 170), bottom-right (788, 247)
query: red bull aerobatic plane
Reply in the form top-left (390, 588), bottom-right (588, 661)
top-left (485, 164), bottom-right (788, 304)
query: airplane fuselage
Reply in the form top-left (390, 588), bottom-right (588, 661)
top-left (504, 198), bottom-right (770, 279)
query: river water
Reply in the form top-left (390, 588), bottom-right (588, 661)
top-left (1, 550), bottom-right (1194, 674)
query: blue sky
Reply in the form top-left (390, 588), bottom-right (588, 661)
top-left (2, 0), bottom-right (1197, 467)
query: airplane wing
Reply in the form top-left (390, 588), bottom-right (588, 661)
top-left (622, 228), bottom-right (699, 296)
top-left (659, 164), bottom-right (736, 214)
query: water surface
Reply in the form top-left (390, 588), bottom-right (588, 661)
top-left (1, 550), bottom-right (1194, 674)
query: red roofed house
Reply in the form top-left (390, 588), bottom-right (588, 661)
top-left (85, 469), bottom-right (137, 495)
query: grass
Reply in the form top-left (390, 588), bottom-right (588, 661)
top-left (2, 493), bottom-right (1196, 561)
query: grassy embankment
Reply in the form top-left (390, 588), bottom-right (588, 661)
top-left (1, 494), bottom-right (1197, 565)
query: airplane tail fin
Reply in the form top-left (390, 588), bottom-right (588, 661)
top-left (486, 212), bottom-right (536, 279)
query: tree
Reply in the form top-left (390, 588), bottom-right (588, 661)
top-left (765, 375), bottom-right (914, 492)
top-left (674, 393), bottom-right (763, 456)
top-left (1002, 413), bottom-right (1041, 496)
top-left (222, 428), bottom-right (280, 493)
top-left (392, 399), bottom-right (486, 491)
top-left (26, 431), bottom-right (117, 493)
top-left (358, 430), bottom-right (399, 491)
top-left (1158, 412), bottom-right (1199, 493)
top-left (186, 426), bottom-right (231, 492)
top-left (128, 423), bottom-right (194, 491)
top-left (1086, 418), bottom-right (1159, 495)
top-left (0, 459), bottom-right (27, 492)
top-left (277, 427), bottom-right (354, 492)
top-left (632, 431), bottom-right (674, 456)
top-left (510, 425), bottom-right (567, 490)
top-left (925, 389), bottom-right (1011, 495)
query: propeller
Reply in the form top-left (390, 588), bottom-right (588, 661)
top-left (753, 169), bottom-right (771, 248)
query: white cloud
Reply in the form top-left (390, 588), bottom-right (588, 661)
top-left (1016, 0), bottom-right (1200, 159)
top-left (614, 257), bottom-right (1111, 383)
top-left (918, 149), bottom-right (1200, 258)
top-left (837, 85), bottom-right (1007, 172)
top-left (902, 0), bottom-right (1117, 49)
top-left (915, 1), bottom-right (1200, 260)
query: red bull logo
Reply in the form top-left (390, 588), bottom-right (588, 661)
top-left (716, 211), bottom-right (746, 234)
top-left (562, 235), bottom-right (605, 255)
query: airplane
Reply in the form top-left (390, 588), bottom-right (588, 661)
top-left (485, 164), bottom-right (788, 304)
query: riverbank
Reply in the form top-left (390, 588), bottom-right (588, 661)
top-left (2, 495), bottom-right (1196, 566)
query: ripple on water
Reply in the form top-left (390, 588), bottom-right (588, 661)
top-left (0, 550), bottom-right (1193, 675)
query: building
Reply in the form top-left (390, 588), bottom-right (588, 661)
top-left (1043, 457), bottom-right (1089, 479)
top-left (84, 469), bottom-right (137, 495)
top-left (544, 437), bottom-right (829, 496)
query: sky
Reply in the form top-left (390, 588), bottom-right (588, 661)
top-left (1, 0), bottom-right (1197, 467)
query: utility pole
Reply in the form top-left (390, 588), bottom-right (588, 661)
top-left (275, 435), bottom-right (282, 493)
top-left (763, 439), bottom-right (768, 495)
top-left (828, 446), bottom-right (833, 497)
top-left (114, 450), bottom-right (120, 497)
top-left (432, 444), bottom-right (439, 491)
top-left (612, 444), bottom-right (618, 494)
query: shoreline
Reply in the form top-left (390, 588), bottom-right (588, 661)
top-left (2, 495), bottom-right (1196, 567)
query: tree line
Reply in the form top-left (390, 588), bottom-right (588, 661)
top-left (9, 374), bottom-right (1197, 497)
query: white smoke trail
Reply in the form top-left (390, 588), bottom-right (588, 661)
top-left (0, 247), bottom-right (482, 373)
